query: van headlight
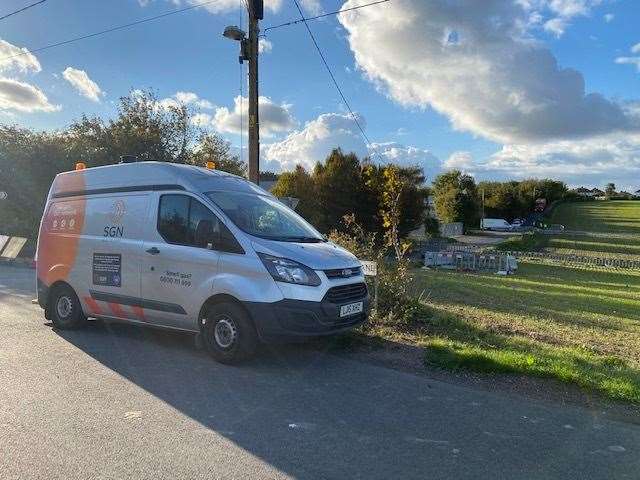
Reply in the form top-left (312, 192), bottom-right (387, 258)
top-left (258, 253), bottom-right (321, 287)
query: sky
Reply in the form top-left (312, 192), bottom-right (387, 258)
top-left (0, 0), bottom-right (639, 191)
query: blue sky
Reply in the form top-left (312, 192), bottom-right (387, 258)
top-left (1, 0), bottom-right (639, 190)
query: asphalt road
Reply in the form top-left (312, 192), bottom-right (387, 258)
top-left (1, 264), bottom-right (639, 480)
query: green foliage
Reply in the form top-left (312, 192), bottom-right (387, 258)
top-left (189, 132), bottom-right (246, 177)
top-left (423, 216), bottom-right (440, 238)
top-left (432, 170), bottom-right (479, 230)
top-left (313, 149), bottom-right (367, 233)
top-left (272, 148), bottom-right (427, 237)
top-left (605, 182), bottom-right (616, 199)
top-left (0, 126), bottom-right (72, 237)
top-left (271, 165), bottom-right (320, 226)
top-left (0, 89), bottom-right (245, 237)
top-left (478, 178), bottom-right (568, 221)
top-left (328, 182), bottom-right (421, 329)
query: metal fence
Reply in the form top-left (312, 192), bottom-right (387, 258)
top-left (424, 251), bottom-right (518, 274)
top-left (425, 243), bottom-right (640, 271)
top-left (503, 251), bottom-right (640, 270)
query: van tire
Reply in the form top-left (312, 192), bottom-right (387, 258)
top-left (202, 302), bottom-right (257, 364)
top-left (50, 284), bottom-right (87, 330)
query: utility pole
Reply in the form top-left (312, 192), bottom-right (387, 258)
top-left (481, 188), bottom-right (485, 229)
top-left (247, 0), bottom-right (262, 185)
top-left (223, 0), bottom-right (263, 185)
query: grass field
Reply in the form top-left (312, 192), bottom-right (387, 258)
top-left (546, 201), bottom-right (640, 259)
top-left (550, 200), bottom-right (640, 234)
top-left (386, 201), bottom-right (640, 403)
top-left (410, 264), bottom-right (640, 403)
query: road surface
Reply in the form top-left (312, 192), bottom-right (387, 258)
top-left (1, 264), bottom-right (639, 479)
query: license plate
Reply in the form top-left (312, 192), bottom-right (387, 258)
top-left (340, 301), bottom-right (363, 317)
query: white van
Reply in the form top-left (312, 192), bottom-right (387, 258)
top-left (480, 218), bottom-right (514, 231)
top-left (36, 161), bottom-right (369, 363)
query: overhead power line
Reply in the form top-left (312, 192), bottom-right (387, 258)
top-left (289, 0), bottom-right (380, 158)
top-left (264, 0), bottom-right (390, 33)
top-left (0, 0), bottom-right (222, 63)
top-left (0, 0), bottom-right (47, 22)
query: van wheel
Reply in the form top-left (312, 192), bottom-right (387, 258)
top-left (203, 302), bottom-right (257, 364)
top-left (50, 284), bottom-right (87, 329)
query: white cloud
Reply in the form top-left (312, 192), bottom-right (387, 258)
top-left (616, 57), bottom-right (640, 72)
top-left (213, 95), bottom-right (297, 137)
top-left (603, 13), bottom-right (614, 22)
top-left (62, 67), bottom-right (104, 102)
top-left (258, 38), bottom-right (273, 54)
top-left (371, 142), bottom-right (442, 180)
top-left (616, 44), bottom-right (640, 73)
top-left (484, 133), bottom-right (640, 188)
top-left (300, 0), bottom-right (322, 15)
top-left (517, 0), bottom-right (604, 36)
top-left (141, 0), bottom-right (282, 14)
top-left (0, 77), bottom-right (59, 113)
top-left (0, 39), bottom-right (41, 75)
top-left (543, 17), bottom-right (568, 37)
top-left (444, 151), bottom-right (474, 170)
top-left (157, 91), bottom-right (215, 110)
top-left (263, 112), bottom-right (366, 171)
top-left (191, 112), bottom-right (213, 127)
top-left (338, 0), bottom-right (638, 145)
top-left (175, 91), bottom-right (214, 109)
top-left (263, 112), bottom-right (441, 175)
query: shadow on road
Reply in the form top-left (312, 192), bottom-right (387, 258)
top-left (50, 318), bottom-right (640, 480)
top-left (54, 320), bottom-right (451, 479)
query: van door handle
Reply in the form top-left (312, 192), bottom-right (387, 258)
top-left (146, 247), bottom-right (160, 255)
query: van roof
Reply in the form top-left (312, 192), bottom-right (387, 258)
top-left (51, 161), bottom-right (269, 198)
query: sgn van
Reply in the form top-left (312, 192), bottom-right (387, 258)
top-left (36, 161), bottom-right (370, 363)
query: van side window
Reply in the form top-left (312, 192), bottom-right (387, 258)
top-left (158, 195), bottom-right (243, 254)
top-left (158, 195), bottom-right (190, 244)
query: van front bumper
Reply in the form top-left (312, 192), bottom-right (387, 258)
top-left (245, 294), bottom-right (370, 342)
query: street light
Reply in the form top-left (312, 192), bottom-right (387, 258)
top-left (223, 25), bottom-right (249, 64)
top-left (223, 25), bottom-right (246, 42)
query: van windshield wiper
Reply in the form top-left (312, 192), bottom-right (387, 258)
top-left (277, 236), bottom-right (327, 243)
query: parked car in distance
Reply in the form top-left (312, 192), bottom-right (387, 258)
top-left (35, 160), bottom-right (370, 363)
top-left (481, 218), bottom-right (515, 231)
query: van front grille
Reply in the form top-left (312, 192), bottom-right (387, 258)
top-left (324, 266), bottom-right (362, 279)
top-left (324, 283), bottom-right (368, 304)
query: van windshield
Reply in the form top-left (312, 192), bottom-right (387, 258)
top-left (206, 191), bottom-right (326, 242)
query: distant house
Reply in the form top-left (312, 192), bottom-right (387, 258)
top-left (635, 189), bottom-right (640, 198)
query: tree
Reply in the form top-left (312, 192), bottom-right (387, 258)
top-left (606, 183), bottom-right (616, 199)
top-left (432, 170), bottom-right (480, 230)
top-left (0, 126), bottom-right (71, 237)
top-left (271, 165), bottom-right (320, 226)
top-left (68, 89), bottom-right (245, 174)
top-left (362, 163), bottom-right (427, 237)
top-left (313, 149), bottom-right (367, 233)
top-left (272, 149), bottom-right (427, 237)
top-left (190, 132), bottom-right (246, 176)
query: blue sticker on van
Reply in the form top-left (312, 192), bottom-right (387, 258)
top-left (93, 253), bottom-right (122, 287)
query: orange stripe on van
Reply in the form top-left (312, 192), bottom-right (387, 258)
top-left (131, 305), bottom-right (146, 322)
top-left (36, 171), bottom-right (87, 289)
top-left (84, 296), bottom-right (102, 315)
top-left (108, 302), bottom-right (127, 318)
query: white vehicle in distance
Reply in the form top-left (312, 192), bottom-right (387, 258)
top-left (36, 160), bottom-right (370, 363)
top-left (481, 218), bottom-right (516, 231)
